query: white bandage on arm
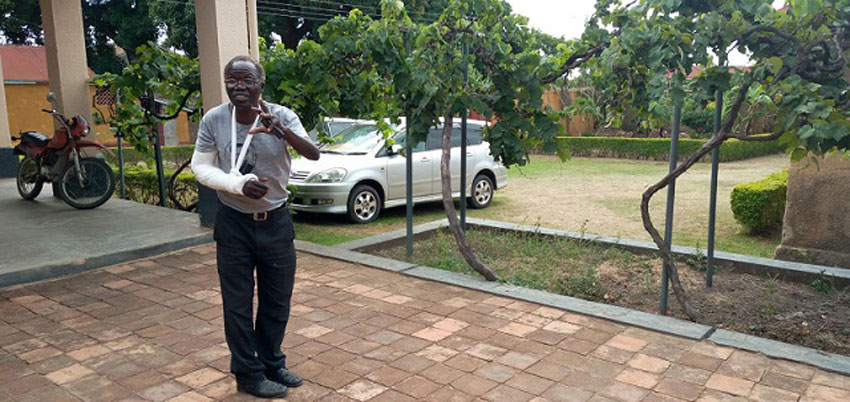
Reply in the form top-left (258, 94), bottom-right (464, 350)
top-left (191, 150), bottom-right (258, 196)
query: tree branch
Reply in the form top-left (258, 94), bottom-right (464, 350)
top-left (730, 130), bottom-right (784, 142)
top-left (146, 90), bottom-right (200, 121)
top-left (541, 45), bottom-right (606, 85)
top-left (638, 78), bottom-right (771, 321)
top-left (721, 79), bottom-right (754, 134)
top-left (740, 26), bottom-right (799, 48)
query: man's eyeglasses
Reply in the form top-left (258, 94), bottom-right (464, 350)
top-left (225, 78), bottom-right (259, 87)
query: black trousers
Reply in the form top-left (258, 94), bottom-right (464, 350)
top-left (214, 202), bottom-right (296, 382)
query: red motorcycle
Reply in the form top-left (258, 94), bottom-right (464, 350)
top-left (12, 93), bottom-right (115, 209)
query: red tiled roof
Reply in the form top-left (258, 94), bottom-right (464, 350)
top-left (1, 45), bottom-right (94, 83)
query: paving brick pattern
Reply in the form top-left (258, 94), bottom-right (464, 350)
top-left (1, 245), bottom-right (849, 401)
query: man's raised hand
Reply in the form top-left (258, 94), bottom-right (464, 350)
top-left (249, 100), bottom-right (283, 138)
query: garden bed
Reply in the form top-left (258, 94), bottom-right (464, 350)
top-left (367, 226), bottom-right (850, 355)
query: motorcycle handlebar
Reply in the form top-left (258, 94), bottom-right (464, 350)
top-left (43, 109), bottom-right (72, 128)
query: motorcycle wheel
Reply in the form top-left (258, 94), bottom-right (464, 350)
top-left (58, 157), bottom-right (115, 209)
top-left (16, 157), bottom-right (44, 200)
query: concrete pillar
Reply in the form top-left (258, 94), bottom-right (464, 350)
top-left (247, 0), bottom-right (260, 61)
top-left (195, 0), bottom-right (250, 110)
top-left (0, 54), bottom-right (17, 177)
top-left (39, 0), bottom-right (94, 142)
top-left (194, 0), bottom-right (250, 227)
top-left (775, 153), bottom-right (850, 268)
top-left (163, 119), bottom-right (179, 146)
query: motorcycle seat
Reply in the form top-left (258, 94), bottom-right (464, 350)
top-left (20, 131), bottom-right (50, 147)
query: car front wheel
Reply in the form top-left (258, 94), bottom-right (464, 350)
top-left (467, 174), bottom-right (494, 209)
top-left (347, 184), bottom-right (382, 223)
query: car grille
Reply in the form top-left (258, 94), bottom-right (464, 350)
top-left (289, 170), bottom-right (310, 182)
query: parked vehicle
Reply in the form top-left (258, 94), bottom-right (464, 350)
top-left (290, 120), bottom-right (508, 223)
top-left (12, 92), bottom-right (115, 209)
top-left (308, 117), bottom-right (364, 142)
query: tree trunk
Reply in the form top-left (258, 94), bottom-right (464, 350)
top-left (281, 19), bottom-right (312, 50)
top-left (439, 112), bottom-right (499, 281)
top-left (640, 135), bottom-right (729, 321)
top-left (640, 80), bottom-right (759, 321)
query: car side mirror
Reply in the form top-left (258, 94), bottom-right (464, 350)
top-left (388, 143), bottom-right (404, 156)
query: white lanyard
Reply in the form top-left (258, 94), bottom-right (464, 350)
top-left (230, 104), bottom-right (261, 175)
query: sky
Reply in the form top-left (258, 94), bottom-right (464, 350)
top-left (504, 0), bottom-right (788, 66)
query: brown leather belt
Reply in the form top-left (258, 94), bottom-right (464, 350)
top-left (221, 202), bottom-right (288, 222)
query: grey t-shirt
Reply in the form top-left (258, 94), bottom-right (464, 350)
top-left (195, 102), bottom-right (311, 213)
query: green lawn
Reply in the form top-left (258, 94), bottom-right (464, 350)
top-left (292, 198), bottom-right (507, 246)
top-left (293, 154), bottom-right (788, 257)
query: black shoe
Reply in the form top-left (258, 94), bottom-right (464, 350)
top-left (265, 368), bottom-right (303, 388)
top-left (236, 377), bottom-right (288, 398)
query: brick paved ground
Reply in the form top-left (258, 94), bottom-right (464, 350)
top-left (1, 245), bottom-right (850, 402)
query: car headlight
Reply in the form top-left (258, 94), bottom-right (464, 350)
top-left (306, 168), bottom-right (347, 183)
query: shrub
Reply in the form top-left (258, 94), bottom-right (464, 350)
top-left (551, 137), bottom-right (782, 162)
top-left (105, 145), bottom-right (195, 171)
top-left (681, 101), bottom-right (714, 137)
top-left (553, 267), bottom-right (607, 302)
top-left (114, 167), bottom-right (198, 209)
top-left (112, 166), bottom-right (298, 211)
top-left (811, 270), bottom-right (836, 295)
top-left (730, 170), bottom-right (788, 234)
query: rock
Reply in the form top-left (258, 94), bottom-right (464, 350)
top-left (775, 153), bottom-right (850, 268)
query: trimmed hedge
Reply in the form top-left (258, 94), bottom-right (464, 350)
top-left (730, 170), bottom-right (788, 234)
top-left (552, 137), bottom-right (783, 162)
top-left (114, 167), bottom-right (198, 209)
top-left (106, 145), bottom-right (195, 170)
top-left (111, 166), bottom-right (298, 211)
top-left (113, 138), bottom-right (781, 166)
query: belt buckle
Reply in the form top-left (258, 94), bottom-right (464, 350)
top-left (253, 211), bottom-right (268, 221)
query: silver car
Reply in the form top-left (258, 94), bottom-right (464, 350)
top-left (307, 117), bottom-right (363, 142)
top-left (289, 120), bottom-right (508, 223)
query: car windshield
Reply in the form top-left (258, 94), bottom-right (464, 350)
top-left (328, 122), bottom-right (354, 136)
top-left (319, 124), bottom-right (383, 155)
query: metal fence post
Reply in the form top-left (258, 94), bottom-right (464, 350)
top-left (117, 130), bottom-right (126, 199)
top-left (405, 35), bottom-right (414, 257)
top-left (141, 92), bottom-right (167, 207)
top-left (406, 118), bottom-right (413, 257)
top-left (152, 128), bottom-right (167, 207)
top-left (460, 44), bottom-right (468, 232)
top-left (707, 90), bottom-right (723, 287)
top-left (661, 104), bottom-right (682, 312)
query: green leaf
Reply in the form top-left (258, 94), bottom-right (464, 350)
top-left (765, 57), bottom-right (783, 75)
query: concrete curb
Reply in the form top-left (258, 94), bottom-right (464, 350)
top-left (295, 240), bottom-right (418, 272)
top-left (294, 218), bottom-right (850, 375)
top-left (709, 329), bottom-right (850, 376)
top-left (0, 233), bottom-right (213, 288)
top-left (335, 219), bottom-right (448, 251)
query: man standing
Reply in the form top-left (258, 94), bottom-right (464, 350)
top-left (191, 55), bottom-right (319, 398)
